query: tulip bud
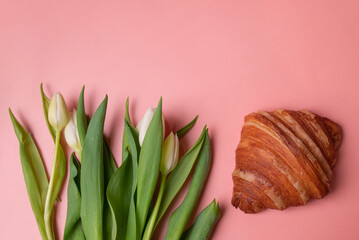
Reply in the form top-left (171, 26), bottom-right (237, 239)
top-left (48, 92), bottom-right (70, 131)
top-left (136, 106), bottom-right (165, 146)
top-left (64, 110), bottom-right (82, 155)
top-left (160, 132), bottom-right (179, 175)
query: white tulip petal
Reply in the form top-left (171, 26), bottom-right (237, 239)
top-left (137, 107), bottom-right (155, 146)
top-left (64, 110), bottom-right (81, 153)
top-left (48, 92), bottom-right (70, 131)
top-left (160, 132), bottom-right (179, 175)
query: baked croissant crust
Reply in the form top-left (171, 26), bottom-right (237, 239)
top-left (232, 109), bottom-right (342, 213)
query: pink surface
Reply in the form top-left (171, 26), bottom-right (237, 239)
top-left (1, 1), bottom-right (359, 239)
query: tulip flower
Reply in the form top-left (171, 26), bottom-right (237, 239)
top-left (64, 110), bottom-right (82, 159)
top-left (143, 132), bottom-right (180, 240)
top-left (136, 106), bottom-right (165, 146)
top-left (160, 132), bottom-right (179, 175)
top-left (45, 92), bottom-right (69, 240)
top-left (48, 92), bottom-right (70, 131)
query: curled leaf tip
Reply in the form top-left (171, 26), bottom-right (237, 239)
top-left (177, 115), bottom-right (199, 138)
top-left (40, 83), bottom-right (46, 97)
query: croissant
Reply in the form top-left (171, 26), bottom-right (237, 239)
top-left (232, 109), bottom-right (342, 213)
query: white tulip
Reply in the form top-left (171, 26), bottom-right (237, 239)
top-left (160, 132), bottom-right (179, 175)
top-left (136, 106), bottom-right (165, 146)
top-left (48, 92), bottom-right (70, 131)
top-left (64, 110), bottom-right (82, 155)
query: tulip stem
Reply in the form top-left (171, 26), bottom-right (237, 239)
top-left (142, 173), bottom-right (167, 240)
top-left (44, 129), bottom-right (62, 240)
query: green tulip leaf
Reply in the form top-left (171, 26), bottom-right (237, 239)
top-left (80, 96), bottom-right (108, 240)
top-left (165, 130), bottom-right (212, 240)
top-left (103, 140), bottom-right (117, 181)
top-left (103, 140), bottom-right (117, 240)
top-left (40, 83), bottom-right (56, 141)
top-left (180, 199), bottom-right (220, 240)
top-left (125, 97), bottom-right (131, 123)
top-left (63, 153), bottom-right (85, 240)
top-left (155, 127), bottom-right (206, 227)
top-left (124, 120), bottom-right (140, 195)
top-left (136, 98), bottom-right (163, 236)
top-left (9, 109), bottom-right (49, 240)
top-left (122, 98), bottom-right (138, 162)
top-left (177, 115), bottom-right (198, 138)
top-left (107, 150), bottom-right (133, 240)
top-left (77, 86), bottom-right (87, 146)
top-left (124, 120), bottom-right (140, 240)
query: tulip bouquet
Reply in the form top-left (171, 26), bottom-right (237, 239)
top-left (9, 84), bottom-right (220, 240)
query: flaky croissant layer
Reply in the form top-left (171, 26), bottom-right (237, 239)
top-left (232, 109), bottom-right (342, 213)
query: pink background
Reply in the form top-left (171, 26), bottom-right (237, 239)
top-left (1, 0), bottom-right (359, 239)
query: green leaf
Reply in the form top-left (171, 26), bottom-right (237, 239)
top-left (107, 150), bottom-right (133, 240)
top-left (40, 83), bottom-right (55, 141)
top-left (122, 98), bottom-right (137, 162)
top-left (77, 86), bottom-right (87, 146)
top-left (155, 127), bottom-right (206, 227)
top-left (103, 140), bottom-right (117, 240)
top-left (63, 154), bottom-right (85, 240)
top-left (80, 96), bottom-right (108, 240)
top-left (124, 120), bottom-right (140, 193)
top-left (126, 197), bottom-right (137, 240)
top-left (124, 97), bottom-right (131, 123)
top-left (177, 115), bottom-right (198, 138)
top-left (124, 121), bottom-right (140, 240)
top-left (9, 109), bottom-right (49, 240)
top-left (180, 199), bottom-right (220, 240)
top-left (136, 98), bottom-right (163, 236)
top-left (165, 130), bottom-right (212, 240)
top-left (103, 140), bottom-right (117, 180)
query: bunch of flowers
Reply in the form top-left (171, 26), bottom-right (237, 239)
top-left (9, 84), bottom-right (220, 240)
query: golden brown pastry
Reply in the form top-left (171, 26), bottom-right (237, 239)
top-left (232, 109), bottom-right (342, 213)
